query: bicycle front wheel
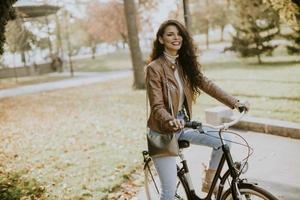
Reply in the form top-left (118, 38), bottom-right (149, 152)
top-left (144, 162), bottom-right (191, 200)
top-left (221, 183), bottom-right (279, 200)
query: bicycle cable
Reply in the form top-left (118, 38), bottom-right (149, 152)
top-left (146, 160), bottom-right (160, 194)
top-left (203, 129), bottom-right (254, 176)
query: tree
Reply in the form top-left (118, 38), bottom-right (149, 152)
top-left (84, 0), bottom-right (156, 56)
top-left (25, 15), bottom-right (58, 61)
top-left (283, 28), bottom-right (300, 54)
top-left (63, 10), bottom-right (74, 77)
top-left (210, 0), bottom-right (229, 42)
top-left (190, 0), bottom-right (229, 47)
top-left (124, 0), bottom-right (145, 89)
top-left (168, 1), bottom-right (184, 21)
top-left (79, 21), bottom-right (100, 59)
top-left (265, 0), bottom-right (300, 54)
top-left (264, 0), bottom-right (300, 29)
top-left (182, 0), bottom-right (192, 32)
top-left (85, 1), bottom-right (129, 46)
top-left (4, 15), bottom-right (35, 80)
top-left (137, 0), bottom-right (159, 45)
top-left (0, 0), bottom-right (18, 55)
top-left (5, 17), bottom-right (36, 66)
top-left (192, 0), bottom-right (211, 48)
top-left (226, 0), bottom-right (280, 64)
top-left (55, 12), bottom-right (64, 58)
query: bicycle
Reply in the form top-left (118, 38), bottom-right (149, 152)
top-left (142, 111), bottom-right (279, 200)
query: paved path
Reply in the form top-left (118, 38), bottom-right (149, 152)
top-left (0, 70), bottom-right (131, 99)
top-left (135, 130), bottom-right (300, 200)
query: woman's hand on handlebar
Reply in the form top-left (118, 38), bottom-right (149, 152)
top-left (168, 119), bottom-right (185, 131)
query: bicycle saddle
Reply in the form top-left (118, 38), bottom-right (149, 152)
top-left (178, 140), bottom-right (190, 149)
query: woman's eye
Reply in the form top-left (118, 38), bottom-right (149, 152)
top-left (166, 33), bottom-right (181, 37)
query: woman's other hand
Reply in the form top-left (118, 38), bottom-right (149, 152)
top-left (168, 119), bottom-right (185, 131)
top-left (234, 100), bottom-right (250, 113)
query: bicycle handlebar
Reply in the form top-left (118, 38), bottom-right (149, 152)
top-left (205, 110), bottom-right (246, 130)
top-left (184, 121), bottom-right (202, 129)
top-left (185, 110), bottom-right (246, 130)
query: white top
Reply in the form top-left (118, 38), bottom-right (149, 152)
top-left (164, 52), bottom-right (184, 112)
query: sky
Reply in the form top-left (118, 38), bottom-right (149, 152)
top-left (15, 0), bottom-right (177, 25)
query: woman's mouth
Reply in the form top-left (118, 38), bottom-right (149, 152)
top-left (171, 41), bottom-right (181, 46)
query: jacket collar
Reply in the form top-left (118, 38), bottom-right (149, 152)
top-left (158, 56), bottom-right (181, 91)
top-left (160, 55), bottom-right (177, 71)
top-left (159, 55), bottom-right (186, 81)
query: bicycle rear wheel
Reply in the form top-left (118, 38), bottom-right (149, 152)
top-left (144, 161), bottom-right (191, 200)
top-left (221, 183), bottom-right (279, 200)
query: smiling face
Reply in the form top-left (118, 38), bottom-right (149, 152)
top-left (159, 25), bottom-right (183, 56)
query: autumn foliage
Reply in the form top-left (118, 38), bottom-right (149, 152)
top-left (84, 1), bottom-right (128, 44)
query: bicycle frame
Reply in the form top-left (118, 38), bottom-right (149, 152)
top-left (143, 143), bottom-right (243, 200)
top-left (176, 129), bottom-right (243, 200)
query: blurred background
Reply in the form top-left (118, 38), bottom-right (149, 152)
top-left (0, 0), bottom-right (299, 199)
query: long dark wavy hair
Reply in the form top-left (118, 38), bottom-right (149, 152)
top-left (149, 19), bottom-right (202, 100)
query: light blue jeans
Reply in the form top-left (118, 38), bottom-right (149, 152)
top-left (150, 113), bottom-right (232, 200)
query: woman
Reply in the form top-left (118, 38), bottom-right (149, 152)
top-left (145, 19), bottom-right (249, 200)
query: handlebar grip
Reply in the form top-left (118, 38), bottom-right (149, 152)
top-left (185, 121), bottom-right (202, 129)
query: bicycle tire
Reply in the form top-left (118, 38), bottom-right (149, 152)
top-left (221, 183), bottom-right (279, 200)
top-left (144, 163), bottom-right (191, 200)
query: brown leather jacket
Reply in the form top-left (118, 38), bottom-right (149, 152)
top-left (146, 56), bottom-right (238, 134)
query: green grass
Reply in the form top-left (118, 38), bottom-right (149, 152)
top-left (72, 50), bottom-right (133, 72)
top-left (0, 169), bottom-right (47, 199)
top-left (197, 50), bottom-right (300, 123)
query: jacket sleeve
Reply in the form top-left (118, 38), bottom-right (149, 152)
top-left (198, 71), bottom-right (238, 109)
top-left (146, 65), bottom-right (174, 129)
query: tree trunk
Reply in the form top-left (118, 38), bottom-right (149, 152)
top-left (55, 13), bottom-right (64, 58)
top-left (256, 38), bottom-right (262, 64)
top-left (21, 51), bottom-right (26, 67)
top-left (91, 44), bottom-right (96, 59)
top-left (205, 19), bottom-right (209, 49)
top-left (64, 10), bottom-right (74, 77)
top-left (123, 0), bottom-right (145, 89)
top-left (220, 25), bottom-right (225, 42)
top-left (13, 52), bottom-right (18, 82)
top-left (257, 54), bottom-right (262, 64)
top-left (115, 42), bottom-right (120, 50)
top-left (205, 0), bottom-right (210, 49)
top-left (45, 16), bottom-right (53, 56)
top-left (182, 0), bottom-right (192, 32)
top-left (120, 33), bottom-right (128, 49)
